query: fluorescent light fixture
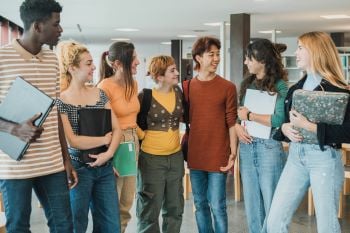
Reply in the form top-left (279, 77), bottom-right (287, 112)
top-left (320, 14), bottom-right (350, 19)
top-left (258, 30), bottom-right (282, 34)
top-left (161, 42), bottom-right (171, 45)
top-left (177, 34), bottom-right (197, 38)
top-left (115, 28), bottom-right (140, 32)
top-left (203, 22), bottom-right (230, 27)
top-left (111, 38), bottom-right (130, 41)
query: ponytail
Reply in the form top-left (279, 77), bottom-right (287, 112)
top-left (98, 51), bottom-right (115, 83)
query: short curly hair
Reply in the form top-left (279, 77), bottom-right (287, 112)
top-left (20, 0), bottom-right (62, 31)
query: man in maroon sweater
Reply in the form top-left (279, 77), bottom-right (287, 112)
top-left (187, 36), bottom-right (238, 233)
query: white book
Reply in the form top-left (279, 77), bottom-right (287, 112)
top-left (241, 89), bottom-right (277, 139)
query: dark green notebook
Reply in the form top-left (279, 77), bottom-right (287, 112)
top-left (112, 142), bottom-right (137, 177)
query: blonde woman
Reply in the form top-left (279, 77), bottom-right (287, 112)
top-left (267, 31), bottom-right (350, 233)
top-left (56, 41), bottom-right (122, 233)
top-left (136, 55), bottom-right (184, 233)
top-left (98, 41), bottom-right (140, 233)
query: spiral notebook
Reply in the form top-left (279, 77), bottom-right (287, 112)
top-left (0, 77), bottom-right (55, 160)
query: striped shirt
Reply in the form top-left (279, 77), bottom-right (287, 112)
top-left (0, 39), bottom-right (64, 179)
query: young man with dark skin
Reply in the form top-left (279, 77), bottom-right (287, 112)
top-left (0, 0), bottom-right (77, 232)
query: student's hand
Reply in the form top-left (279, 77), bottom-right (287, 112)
top-left (88, 152), bottom-right (113, 167)
top-left (64, 159), bottom-right (78, 189)
top-left (112, 167), bottom-right (120, 177)
top-left (103, 132), bottom-right (112, 146)
top-left (220, 153), bottom-right (236, 172)
top-left (238, 107), bottom-right (250, 121)
top-left (281, 122), bottom-right (302, 142)
top-left (289, 110), bottom-right (309, 129)
top-left (234, 123), bottom-right (252, 144)
top-left (11, 113), bottom-right (44, 142)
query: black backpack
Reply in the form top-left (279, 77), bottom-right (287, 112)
top-left (137, 88), bottom-right (152, 131)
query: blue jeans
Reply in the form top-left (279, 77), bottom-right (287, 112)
top-left (0, 171), bottom-right (73, 233)
top-left (190, 169), bottom-right (227, 233)
top-left (267, 143), bottom-right (344, 233)
top-left (239, 138), bottom-right (285, 233)
top-left (70, 159), bottom-right (120, 233)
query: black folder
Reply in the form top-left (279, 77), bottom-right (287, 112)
top-left (78, 108), bottom-right (112, 163)
top-left (0, 77), bottom-right (55, 161)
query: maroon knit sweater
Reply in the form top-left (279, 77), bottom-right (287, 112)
top-left (187, 75), bottom-right (237, 172)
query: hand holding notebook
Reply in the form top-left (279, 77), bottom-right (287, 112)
top-left (0, 77), bottom-right (55, 160)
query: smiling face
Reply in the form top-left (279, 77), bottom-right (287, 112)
top-left (295, 41), bottom-right (311, 71)
top-left (131, 50), bottom-right (140, 75)
top-left (158, 64), bottom-right (179, 86)
top-left (70, 52), bottom-right (96, 82)
top-left (196, 45), bottom-right (220, 73)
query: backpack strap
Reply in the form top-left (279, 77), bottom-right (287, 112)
top-left (182, 79), bottom-right (191, 133)
top-left (137, 88), bottom-right (152, 130)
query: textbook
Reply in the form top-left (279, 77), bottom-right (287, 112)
top-left (0, 77), bottom-right (55, 161)
top-left (112, 142), bottom-right (137, 177)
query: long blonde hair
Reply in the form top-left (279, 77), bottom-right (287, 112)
top-left (56, 41), bottom-right (89, 92)
top-left (298, 31), bottom-right (347, 89)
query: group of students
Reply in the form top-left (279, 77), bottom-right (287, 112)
top-left (0, 1), bottom-right (350, 233)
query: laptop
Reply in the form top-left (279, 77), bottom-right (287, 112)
top-left (0, 77), bottom-right (55, 161)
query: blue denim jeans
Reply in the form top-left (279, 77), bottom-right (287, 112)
top-left (0, 171), bottom-right (73, 233)
top-left (266, 143), bottom-right (344, 233)
top-left (70, 159), bottom-right (120, 233)
top-left (239, 138), bottom-right (285, 233)
top-left (190, 169), bottom-right (227, 233)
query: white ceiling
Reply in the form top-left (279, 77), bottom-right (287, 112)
top-left (1, 0), bottom-right (350, 44)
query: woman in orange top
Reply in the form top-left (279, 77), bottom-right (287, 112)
top-left (98, 41), bottom-right (140, 233)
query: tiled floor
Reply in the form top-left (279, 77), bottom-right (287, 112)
top-left (28, 174), bottom-right (350, 232)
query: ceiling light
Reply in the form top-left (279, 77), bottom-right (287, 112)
top-left (161, 42), bottom-right (171, 45)
top-left (203, 22), bottom-right (230, 27)
top-left (115, 28), bottom-right (140, 32)
top-left (177, 35), bottom-right (197, 38)
top-left (320, 14), bottom-right (350, 19)
top-left (111, 38), bottom-right (130, 41)
top-left (258, 30), bottom-right (282, 34)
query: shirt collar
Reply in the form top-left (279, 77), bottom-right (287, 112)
top-left (12, 39), bottom-right (44, 61)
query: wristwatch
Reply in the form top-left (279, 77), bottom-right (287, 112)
top-left (247, 111), bottom-right (252, 121)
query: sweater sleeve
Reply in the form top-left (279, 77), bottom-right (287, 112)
top-left (225, 83), bottom-right (238, 128)
top-left (271, 80), bottom-right (288, 127)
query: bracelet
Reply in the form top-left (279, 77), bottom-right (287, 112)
top-left (247, 111), bottom-right (252, 121)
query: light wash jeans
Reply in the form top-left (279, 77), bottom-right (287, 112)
top-left (239, 138), bottom-right (285, 233)
top-left (266, 142), bottom-right (344, 233)
top-left (190, 169), bottom-right (227, 233)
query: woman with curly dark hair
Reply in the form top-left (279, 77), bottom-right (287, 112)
top-left (234, 39), bottom-right (288, 233)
